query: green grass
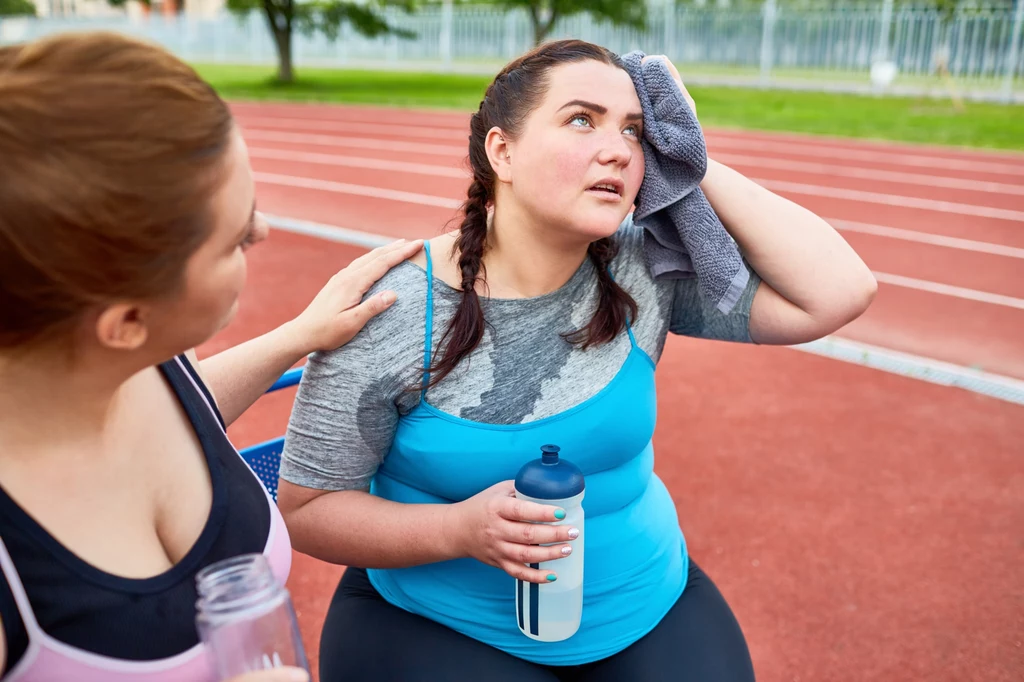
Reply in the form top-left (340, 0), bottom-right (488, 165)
top-left (195, 64), bottom-right (495, 110)
top-left (194, 63), bottom-right (1024, 151)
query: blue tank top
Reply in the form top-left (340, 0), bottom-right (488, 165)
top-left (367, 243), bottom-right (689, 665)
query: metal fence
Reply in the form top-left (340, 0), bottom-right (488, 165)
top-left (1, 2), bottom-right (1021, 101)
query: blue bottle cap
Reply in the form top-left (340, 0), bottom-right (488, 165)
top-left (514, 445), bottom-right (585, 500)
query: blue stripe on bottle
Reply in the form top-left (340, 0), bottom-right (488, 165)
top-left (517, 578), bottom-right (524, 631)
top-left (529, 563), bottom-right (539, 636)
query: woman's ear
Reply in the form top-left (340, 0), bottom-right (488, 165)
top-left (94, 303), bottom-right (150, 351)
top-left (484, 126), bottom-right (513, 184)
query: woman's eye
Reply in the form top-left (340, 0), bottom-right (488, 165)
top-left (624, 125), bottom-right (640, 137)
top-left (570, 115), bottom-right (591, 127)
top-left (239, 228), bottom-right (256, 250)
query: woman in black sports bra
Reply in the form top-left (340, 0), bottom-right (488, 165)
top-left (0, 32), bottom-right (421, 682)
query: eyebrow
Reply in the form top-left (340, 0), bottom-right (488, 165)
top-left (558, 99), bottom-right (644, 122)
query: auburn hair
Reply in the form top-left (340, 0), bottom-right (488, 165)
top-left (0, 31), bottom-right (234, 349)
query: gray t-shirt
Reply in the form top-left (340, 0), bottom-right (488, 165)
top-left (280, 216), bottom-right (761, 492)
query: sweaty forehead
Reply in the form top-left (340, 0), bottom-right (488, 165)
top-left (541, 60), bottom-right (640, 114)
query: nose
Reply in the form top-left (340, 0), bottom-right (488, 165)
top-left (251, 211), bottom-right (270, 245)
top-left (596, 129), bottom-right (634, 168)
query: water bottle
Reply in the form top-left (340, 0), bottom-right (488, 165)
top-left (513, 444), bottom-right (585, 642)
top-left (195, 553), bottom-right (310, 679)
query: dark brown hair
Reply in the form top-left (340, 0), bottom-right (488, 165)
top-left (0, 31), bottom-right (234, 349)
top-left (426, 39), bottom-right (638, 389)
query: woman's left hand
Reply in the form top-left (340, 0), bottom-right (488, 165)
top-left (290, 238), bottom-right (424, 353)
top-left (641, 55), bottom-right (697, 119)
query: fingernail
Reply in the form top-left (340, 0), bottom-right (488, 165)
top-left (553, 509), bottom-right (566, 520)
top-left (381, 291), bottom-right (397, 305)
top-left (546, 574), bottom-right (557, 582)
top-left (560, 545), bottom-right (572, 556)
top-left (568, 527), bottom-right (580, 540)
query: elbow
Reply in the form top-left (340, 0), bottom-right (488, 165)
top-left (844, 269), bottom-right (878, 322)
top-left (815, 269), bottom-right (878, 337)
top-left (278, 503), bottom-right (316, 557)
top-left (276, 480), bottom-right (329, 559)
top-left (281, 505), bottom-right (339, 563)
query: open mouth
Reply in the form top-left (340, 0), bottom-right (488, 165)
top-left (586, 180), bottom-right (624, 198)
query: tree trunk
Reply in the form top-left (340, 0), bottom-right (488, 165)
top-left (263, 1), bottom-right (295, 84)
top-left (273, 26), bottom-right (294, 83)
top-left (532, 19), bottom-right (546, 46)
top-left (528, 5), bottom-right (558, 47)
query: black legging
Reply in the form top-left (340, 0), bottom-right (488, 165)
top-left (319, 560), bottom-right (756, 682)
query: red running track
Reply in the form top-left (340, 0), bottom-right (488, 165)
top-left (196, 101), bottom-right (1024, 682)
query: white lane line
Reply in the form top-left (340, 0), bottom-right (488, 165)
top-left (238, 116), bottom-right (467, 141)
top-left (253, 172), bottom-right (463, 209)
top-left (248, 147), bottom-right (469, 178)
top-left (255, 166), bottom-right (1023, 256)
top-left (243, 129), bottom-right (1024, 198)
top-left (265, 214), bottom-right (393, 248)
top-left (872, 272), bottom-right (1024, 309)
top-left (251, 148), bottom-right (1019, 220)
top-left (754, 178), bottom-right (1024, 221)
top-left (830, 219), bottom-right (1024, 259)
top-left (252, 147), bottom-right (1023, 222)
top-left (254, 182), bottom-right (1022, 308)
top-left (792, 336), bottom-right (1024, 406)
top-left (237, 113), bottom-right (1024, 176)
top-left (242, 128), bottom-right (466, 156)
top-left (708, 136), bottom-right (1024, 177)
top-left (714, 153), bottom-right (1024, 196)
top-left (263, 213), bottom-right (1024, 405)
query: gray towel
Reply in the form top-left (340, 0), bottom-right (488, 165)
top-left (621, 51), bottom-right (749, 314)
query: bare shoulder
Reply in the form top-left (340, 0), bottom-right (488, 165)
top-left (182, 348), bottom-right (209, 383)
top-left (183, 348), bottom-right (201, 371)
top-left (408, 233), bottom-right (460, 289)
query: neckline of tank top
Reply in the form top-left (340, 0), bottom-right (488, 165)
top-left (0, 358), bottom-right (230, 594)
top-left (417, 342), bottom-right (656, 432)
top-left (399, 254), bottom-right (599, 305)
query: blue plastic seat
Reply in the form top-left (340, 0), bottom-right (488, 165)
top-left (237, 366), bottom-right (303, 503)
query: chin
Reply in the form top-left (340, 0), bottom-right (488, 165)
top-left (217, 301), bottom-right (240, 331)
top-left (575, 213), bottom-right (629, 241)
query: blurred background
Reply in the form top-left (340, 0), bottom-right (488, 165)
top-left (2, 0), bottom-right (1023, 102)
top-left (2, 1), bottom-right (1020, 681)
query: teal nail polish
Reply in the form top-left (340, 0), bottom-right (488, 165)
top-left (554, 509), bottom-right (566, 520)
top-left (546, 574), bottom-right (557, 582)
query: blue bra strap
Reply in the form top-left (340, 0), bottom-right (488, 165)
top-left (607, 264), bottom-right (638, 349)
top-left (421, 241), bottom-right (435, 395)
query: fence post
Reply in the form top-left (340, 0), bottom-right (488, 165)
top-left (439, 0), bottom-right (453, 71)
top-left (504, 9), bottom-right (517, 58)
top-left (875, 0), bottom-right (894, 62)
top-left (249, 10), bottom-right (261, 65)
top-left (1002, 0), bottom-right (1024, 102)
top-left (387, 5), bottom-right (399, 64)
top-left (663, 0), bottom-right (676, 60)
top-left (760, 0), bottom-right (777, 86)
top-left (215, 11), bottom-right (227, 63)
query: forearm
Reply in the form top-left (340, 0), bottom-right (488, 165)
top-left (200, 321), bottom-right (310, 427)
top-left (283, 487), bottom-right (460, 568)
top-left (701, 158), bottom-right (876, 342)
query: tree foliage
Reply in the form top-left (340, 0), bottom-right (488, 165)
top-left (490, 0), bottom-right (647, 45)
top-left (226, 0), bottom-right (418, 82)
top-left (0, 0), bottom-right (36, 17)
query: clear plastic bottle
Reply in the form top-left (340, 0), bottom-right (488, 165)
top-left (514, 444), bottom-right (585, 642)
top-left (195, 553), bottom-right (310, 679)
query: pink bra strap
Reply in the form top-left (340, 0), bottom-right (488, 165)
top-left (0, 535), bottom-right (42, 638)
